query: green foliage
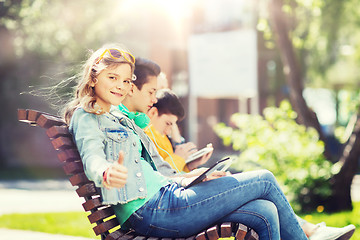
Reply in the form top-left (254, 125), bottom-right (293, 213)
top-left (0, 0), bottom-right (140, 112)
top-left (214, 100), bottom-right (334, 212)
top-left (257, 0), bottom-right (360, 88)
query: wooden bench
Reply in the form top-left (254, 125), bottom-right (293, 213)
top-left (18, 109), bottom-right (259, 240)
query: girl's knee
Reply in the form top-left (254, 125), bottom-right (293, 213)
top-left (259, 169), bottom-right (276, 182)
top-left (246, 200), bottom-right (280, 239)
top-left (241, 199), bottom-right (279, 225)
top-left (260, 200), bottom-right (278, 221)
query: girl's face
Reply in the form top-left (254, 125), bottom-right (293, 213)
top-left (92, 64), bottom-right (132, 112)
top-left (132, 75), bottom-right (158, 113)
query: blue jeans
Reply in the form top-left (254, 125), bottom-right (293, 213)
top-left (126, 170), bottom-right (308, 240)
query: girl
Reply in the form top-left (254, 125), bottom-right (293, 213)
top-left (65, 44), bottom-right (308, 240)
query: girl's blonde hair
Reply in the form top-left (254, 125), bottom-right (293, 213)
top-left (63, 44), bottom-right (135, 124)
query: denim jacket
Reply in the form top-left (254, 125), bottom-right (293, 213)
top-left (69, 106), bottom-right (177, 205)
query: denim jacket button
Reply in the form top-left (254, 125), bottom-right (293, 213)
top-left (139, 187), bottom-right (144, 192)
top-left (136, 172), bottom-right (142, 177)
top-left (133, 142), bottom-right (136, 146)
top-left (135, 159), bottom-right (139, 163)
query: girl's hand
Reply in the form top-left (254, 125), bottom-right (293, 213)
top-left (204, 170), bottom-right (227, 181)
top-left (103, 151), bottom-right (128, 189)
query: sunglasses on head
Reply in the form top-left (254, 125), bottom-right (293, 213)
top-left (95, 48), bottom-right (135, 65)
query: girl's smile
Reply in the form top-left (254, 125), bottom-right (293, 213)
top-left (111, 91), bottom-right (124, 98)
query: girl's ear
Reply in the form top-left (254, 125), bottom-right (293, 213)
top-left (89, 78), bottom-right (98, 87)
top-left (147, 107), bottom-right (158, 118)
top-left (127, 84), bottom-right (135, 96)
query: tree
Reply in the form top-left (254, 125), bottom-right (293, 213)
top-left (267, 0), bottom-right (329, 158)
top-left (0, 0), bottom-right (135, 169)
top-left (266, 0), bottom-right (359, 211)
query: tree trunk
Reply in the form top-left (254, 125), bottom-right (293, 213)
top-left (268, 0), bottom-right (331, 159)
top-left (268, 0), bottom-right (359, 212)
top-left (328, 115), bottom-right (360, 211)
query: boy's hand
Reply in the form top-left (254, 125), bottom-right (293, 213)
top-left (186, 145), bottom-right (213, 171)
top-left (174, 142), bottom-right (198, 159)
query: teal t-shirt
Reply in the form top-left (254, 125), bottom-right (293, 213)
top-left (112, 129), bottom-right (169, 227)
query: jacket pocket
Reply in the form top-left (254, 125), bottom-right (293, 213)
top-left (105, 128), bottom-right (129, 143)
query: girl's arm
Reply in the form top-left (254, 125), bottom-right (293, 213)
top-left (69, 109), bottom-right (113, 187)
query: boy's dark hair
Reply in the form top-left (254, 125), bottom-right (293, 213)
top-left (133, 57), bottom-right (161, 90)
top-left (154, 89), bottom-right (185, 121)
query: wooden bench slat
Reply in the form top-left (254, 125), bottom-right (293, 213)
top-left (88, 207), bottom-right (115, 223)
top-left (195, 231), bottom-right (206, 240)
top-left (36, 113), bottom-right (65, 129)
top-left (52, 136), bottom-right (75, 150)
top-left (76, 182), bottom-right (98, 198)
top-left (46, 125), bottom-right (71, 138)
top-left (245, 229), bottom-right (259, 240)
top-left (206, 225), bottom-right (219, 240)
top-left (146, 237), bottom-right (159, 240)
top-left (18, 109), bottom-right (29, 121)
top-left (70, 172), bottom-right (90, 186)
top-left (28, 109), bottom-right (43, 122)
top-left (132, 236), bottom-right (147, 240)
top-left (82, 197), bottom-right (103, 211)
top-left (235, 223), bottom-right (248, 240)
top-left (93, 217), bottom-right (120, 235)
top-left (120, 234), bottom-right (141, 240)
top-left (220, 222), bottom-right (232, 238)
top-left (57, 149), bottom-right (81, 163)
top-left (184, 237), bottom-right (196, 240)
top-left (18, 109), bottom-right (39, 125)
top-left (105, 230), bottom-right (126, 240)
top-left (63, 161), bottom-right (84, 175)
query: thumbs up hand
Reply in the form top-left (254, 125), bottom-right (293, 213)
top-left (103, 151), bottom-right (128, 189)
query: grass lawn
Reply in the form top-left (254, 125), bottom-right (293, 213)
top-left (297, 201), bottom-right (360, 240)
top-left (0, 211), bottom-right (98, 239)
top-left (0, 203), bottom-right (359, 239)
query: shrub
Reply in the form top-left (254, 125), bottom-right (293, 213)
top-left (214, 100), bottom-right (333, 212)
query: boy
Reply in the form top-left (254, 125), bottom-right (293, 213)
top-left (145, 89), bottom-right (212, 172)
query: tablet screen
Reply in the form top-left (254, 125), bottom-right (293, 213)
top-left (184, 157), bottom-right (232, 189)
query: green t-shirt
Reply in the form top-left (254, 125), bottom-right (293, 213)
top-left (112, 132), bottom-right (169, 227)
top-left (113, 160), bottom-right (169, 226)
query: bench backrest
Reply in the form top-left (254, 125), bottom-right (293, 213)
top-left (18, 109), bottom-right (131, 240)
top-left (18, 109), bottom-right (259, 240)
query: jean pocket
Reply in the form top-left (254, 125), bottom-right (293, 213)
top-left (146, 224), bottom-right (180, 238)
top-left (127, 211), bottom-right (145, 233)
top-left (130, 211), bottom-right (143, 222)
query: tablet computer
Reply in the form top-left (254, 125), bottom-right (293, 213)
top-left (184, 157), bottom-right (232, 189)
top-left (185, 144), bottom-right (213, 163)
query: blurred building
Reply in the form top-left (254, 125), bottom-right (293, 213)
top-left (6, 0), bottom-right (284, 169)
